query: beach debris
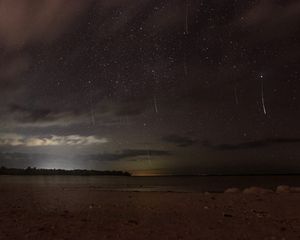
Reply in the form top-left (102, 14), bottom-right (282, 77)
top-left (224, 188), bottom-right (241, 194)
top-left (276, 185), bottom-right (290, 193)
top-left (243, 187), bottom-right (273, 194)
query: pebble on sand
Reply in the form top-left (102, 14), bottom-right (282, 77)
top-left (276, 185), bottom-right (300, 193)
top-left (243, 187), bottom-right (273, 194)
top-left (224, 188), bottom-right (241, 194)
top-left (276, 185), bottom-right (290, 193)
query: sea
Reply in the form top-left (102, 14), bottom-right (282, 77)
top-left (1, 175), bottom-right (300, 192)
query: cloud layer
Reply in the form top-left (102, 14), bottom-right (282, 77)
top-left (86, 149), bottom-right (170, 161)
top-left (162, 135), bottom-right (197, 147)
top-left (204, 138), bottom-right (300, 151)
top-left (0, 134), bottom-right (107, 147)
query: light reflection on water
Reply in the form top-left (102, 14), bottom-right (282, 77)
top-left (1, 175), bottom-right (300, 192)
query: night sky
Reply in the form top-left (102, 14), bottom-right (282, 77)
top-left (1, 0), bottom-right (300, 175)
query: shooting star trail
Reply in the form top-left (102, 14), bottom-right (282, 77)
top-left (261, 76), bottom-right (267, 115)
top-left (185, 0), bottom-right (189, 35)
top-left (153, 96), bottom-right (159, 113)
top-left (90, 107), bottom-right (96, 126)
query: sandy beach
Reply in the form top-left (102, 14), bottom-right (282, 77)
top-left (0, 185), bottom-right (300, 240)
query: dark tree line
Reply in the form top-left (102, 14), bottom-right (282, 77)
top-left (0, 166), bottom-right (131, 176)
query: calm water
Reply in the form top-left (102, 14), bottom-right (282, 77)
top-left (1, 175), bottom-right (300, 192)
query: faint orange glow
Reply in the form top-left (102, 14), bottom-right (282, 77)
top-left (131, 169), bottom-right (172, 177)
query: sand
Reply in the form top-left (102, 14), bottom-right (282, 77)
top-left (0, 185), bottom-right (300, 240)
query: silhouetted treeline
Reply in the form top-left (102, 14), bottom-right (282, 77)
top-left (0, 166), bottom-right (131, 176)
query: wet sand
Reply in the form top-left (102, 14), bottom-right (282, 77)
top-left (0, 185), bottom-right (300, 240)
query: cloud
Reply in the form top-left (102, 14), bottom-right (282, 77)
top-left (86, 149), bottom-right (170, 161)
top-left (7, 103), bottom-right (87, 127)
top-left (4, 100), bottom-right (146, 128)
top-left (204, 138), bottom-right (300, 151)
top-left (10, 104), bottom-right (54, 122)
top-left (0, 134), bottom-right (108, 147)
top-left (0, 0), bottom-right (91, 49)
top-left (162, 135), bottom-right (197, 147)
top-left (0, 152), bottom-right (49, 162)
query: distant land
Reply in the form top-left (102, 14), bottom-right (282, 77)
top-left (0, 167), bottom-right (131, 176)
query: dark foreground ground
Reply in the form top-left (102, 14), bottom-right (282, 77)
top-left (0, 185), bottom-right (300, 240)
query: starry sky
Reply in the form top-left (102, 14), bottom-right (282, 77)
top-left (0, 0), bottom-right (300, 175)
